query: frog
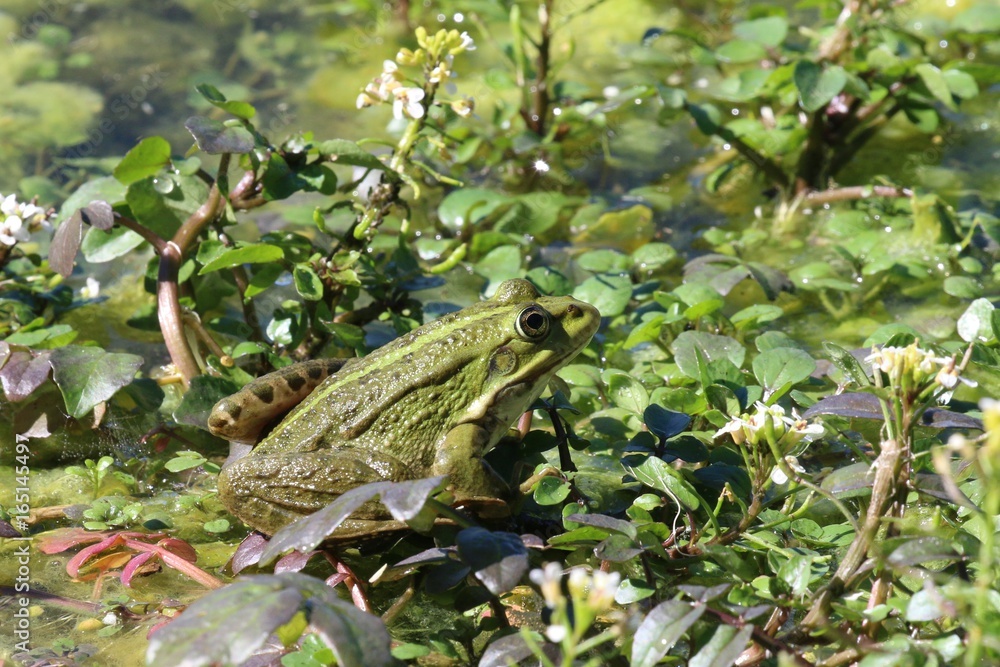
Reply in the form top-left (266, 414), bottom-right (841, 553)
top-left (208, 279), bottom-right (600, 538)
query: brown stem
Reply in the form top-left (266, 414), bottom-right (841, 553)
top-left (157, 242), bottom-right (200, 386)
top-left (802, 438), bottom-right (904, 628)
top-left (803, 185), bottom-right (913, 205)
top-left (230, 265), bottom-right (265, 343)
top-left (156, 155), bottom-right (230, 386)
top-left (113, 214), bottom-right (167, 253)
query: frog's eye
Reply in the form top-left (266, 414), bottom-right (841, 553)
top-left (516, 305), bottom-right (550, 339)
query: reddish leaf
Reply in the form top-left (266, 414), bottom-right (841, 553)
top-left (156, 549), bottom-right (224, 589)
top-left (66, 534), bottom-right (124, 577)
top-left (275, 550), bottom-right (318, 573)
top-left (0, 350), bottom-right (52, 402)
top-left (122, 552), bottom-right (158, 587)
top-left (50, 209), bottom-right (84, 278)
top-left (230, 532), bottom-right (268, 575)
top-left (37, 527), bottom-right (112, 554)
top-left (155, 537), bottom-right (198, 562)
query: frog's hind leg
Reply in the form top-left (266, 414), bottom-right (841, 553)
top-left (217, 449), bottom-right (408, 535)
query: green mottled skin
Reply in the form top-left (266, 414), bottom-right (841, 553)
top-left (209, 279), bottom-right (600, 538)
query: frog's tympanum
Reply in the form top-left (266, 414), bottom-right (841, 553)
top-left (209, 279), bottom-right (600, 537)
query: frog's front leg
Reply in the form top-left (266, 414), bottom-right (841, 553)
top-left (433, 423), bottom-right (510, 502)
top-left (218, 449), bottom-right (408, 535)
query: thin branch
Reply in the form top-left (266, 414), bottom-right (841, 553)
top-left (113, 213), bottom-right (167, 254)
top-left (804, 185), bottom-right (913, 205)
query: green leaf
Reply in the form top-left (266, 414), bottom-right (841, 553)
top-left (822, 342), bottom-right (871, 387)
top-left (732, 16), bottom-right (788, 46)
top-left (198, 244), bottom-right (285, 274)
top-left (952, 4), bottom-right (1000, 33)
top-left (794, 61), bottom-right (847, 112)
top-left (81, 226), bottom-right (145, 263)
top-left (689, 624), bottom-right (754, 667)
top-left (916, 63), bottom-right (956, 110)
top-left (752, 348), bottom-right (816, 400)
top-left (126, 174), bottom-right (209, 239)
top-left (293, 265), bottom-right (324, 301)
top-left (184, 116), bottom-right (255, 154)
top-left (943, 69), bottom-right (978, 100)
top-left (194, 83), bottom-right (256, 119)
top-left (632, 600), bottom-right (705, 667)
top-left (643, 404), bottom-right (691, 441)
top-left (533, 476), bottom-right (571, 505)
top-left (315, 139), bottom-right (387, 173)
top-left (672, 331), bottom-right (745, 380)
top-left (55, 176), bottom-right (127, 226)
top-left (438, 188), bottom-right (513, 231)
top-left (146, 573), bottom-right (393, 667)
top-left (202, 519), bottom-right (231, 534)
top-left (957, 298), bottom-right (995, 343)
top-left (573, 273), bottom-right (631, 317)
top-left (624, 456), bottom-right (701, 510)
top-left (604, 368), bottom-right (649, 414)
top-left (943, 276), bottom-right (981, 299)
top-left (113, 136), bottom-right (171, 185)
top-left (715, 39), bottom-right (766, 64)
top-left (49, 346), bottom-right (143, 419)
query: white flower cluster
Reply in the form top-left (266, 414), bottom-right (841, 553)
top-left (865, 343), bottom-right (975, 396)
top-left (529, 562), bottom-right (621, 642)
top-left (0, 194), bottom-right (49, 247)
top-left (355, 28), bottom-right (476, 120)
top-left (715, 401), bottom-right (823, 448)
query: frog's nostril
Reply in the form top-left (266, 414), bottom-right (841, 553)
top-left (567, 304), bottom-right (579, 316)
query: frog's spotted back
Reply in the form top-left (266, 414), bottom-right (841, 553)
top-left (208, 358), bottom-right (350, 443)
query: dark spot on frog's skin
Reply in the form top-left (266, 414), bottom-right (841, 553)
top-left (225, 403), bottom-right (242, 420)
top-left (286, 374), bottom-right (306, 392)
top-left (208, 415), bottom-right (230, 430)
top-left (308, 365), bottom-right (323, 379)
top-left (252, 384), bottom-right (275, 404)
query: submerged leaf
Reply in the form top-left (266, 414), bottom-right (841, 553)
top-left (49, 346), bottom-right (143, 419)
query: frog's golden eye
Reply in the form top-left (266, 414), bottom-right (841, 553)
top-left (516, 305), bottom-right (550, 339)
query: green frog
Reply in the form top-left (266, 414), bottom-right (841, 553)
top-left (209, 279), bottom-right (600, 538)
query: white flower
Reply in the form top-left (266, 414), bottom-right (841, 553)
top-left (428, 57), bottom-right (453, 84)
top-left (392, 86), bottom-right (425, 120)
top-left (0, 215), bottom-right (28, 246)
top-left (587, 569), bottom-right (621, 612)
top-left (449, 31), bottom-right (475, 54)
top-left (382, 59), bottom-right (398, 76)
top-left (81, 277), bottom-right (100, 299)
top-left (544, 623), bottom-right (568, 642)
top-left (450, 97), bottom-right (474, 117)
top-left (529, 561), bottom-right (564, 607)
top-left (0, 193), bottom-right (51, 245)
top-left (356, 93), bottom-right (376, 109)
top-left (1, 194), bottom-right (19, 216)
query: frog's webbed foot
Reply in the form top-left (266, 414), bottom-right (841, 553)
top-left (218, 449), bottom-right (408, 536)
